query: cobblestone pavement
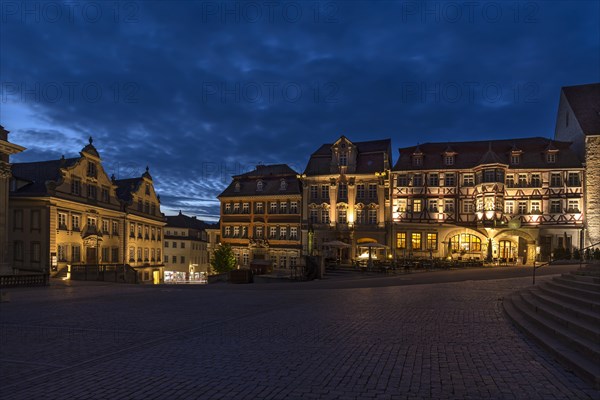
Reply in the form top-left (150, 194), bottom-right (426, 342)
top-left (1, 270), bottom-right (597, 399)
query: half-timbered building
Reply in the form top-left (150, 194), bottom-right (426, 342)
top-left (391, 137), bottom-right (584, 263)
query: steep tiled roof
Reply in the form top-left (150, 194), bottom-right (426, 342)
top-left (11, 158), bottom-right (79, 194)
top-left (562, 83), bottom-right (600, 135)
top-left (114, 178), bottom-right (143, 202)
top-left (393, 137), bottom-right (582, 171)
top-left (166, 211), bottom-right (210, 230)
top-left (234, 164), bottom-right (296, 179)
top-left (219, 164), bottom-right (301, 198)
top-left (304, 138), bottom-right (391, 175)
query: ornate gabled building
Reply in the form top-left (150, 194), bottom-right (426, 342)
top-left (391, 137), bottom-right (584, 263)
top-left (9, 138), bottom-right (165, 283)
top-left (300, 136), bottom-right (392, 261)
top-left (218, 164), bottom-right (302, 270)
top-left (163, 211), bottom-right (210, 281)
top-left (554, 82), bottom-right (600, 247)
top-left (0, 125), bottom-right (25, 275)
top-left (113, 167), bottom-right (166, 282)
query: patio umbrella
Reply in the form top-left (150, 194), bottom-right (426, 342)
top-left (322, 240), bottom-right (351, 263)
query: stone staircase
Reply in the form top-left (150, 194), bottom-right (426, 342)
top-left (503, 264), bottom-right (600, 389)
top-left (51, 266), bottom-right (69, 280)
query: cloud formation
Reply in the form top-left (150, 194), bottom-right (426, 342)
top-left (1, 1), bottom-right (598, 221)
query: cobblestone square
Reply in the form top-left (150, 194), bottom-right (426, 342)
top-left (1, 268), bottom-right (597, 399)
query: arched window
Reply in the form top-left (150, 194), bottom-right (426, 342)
top-left (449, 234), bottom-right (481, 252)
top-left (234, 182), bottom-right (240, 192)
top-left (279, 179), bottom-right (287, 191)
top-left (256, 180), bottom-right (263, 191)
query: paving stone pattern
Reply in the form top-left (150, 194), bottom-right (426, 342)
top-left (0, 275), bottom-right (597, 399)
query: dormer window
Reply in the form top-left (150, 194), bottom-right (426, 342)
top-left (256, 180), bottom-right (264, 191)
top-left (546, 152), bottom-right (557, 163)
top-left (412, 156), bottom-right (423, 167)
top-left (234, 182), bottom-right (241, 192)
top-left (339, 152), bottom-right (347, 166)
top-left (444, 155), bottom-right (454, 166)
top-left (279, 179), bottom-right (287, 191)
top-left (510, 154), bottom-right (520, 165)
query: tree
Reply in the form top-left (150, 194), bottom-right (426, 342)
top-left (210, 244), bottom-right (237, 274)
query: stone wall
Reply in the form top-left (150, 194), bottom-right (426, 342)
top-left (585, 135), bottom-right (600, 246)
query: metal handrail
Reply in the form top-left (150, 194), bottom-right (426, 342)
top-left (533, 241), bottom-right (600, 285)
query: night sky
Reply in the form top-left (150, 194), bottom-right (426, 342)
top-left (1, 1), bottom-right (598, 221)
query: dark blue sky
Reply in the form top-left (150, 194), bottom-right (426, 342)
top-left (1, 1), bottom-right (599, 221)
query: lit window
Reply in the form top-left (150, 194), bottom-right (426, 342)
top-left (426, 233), bottom-right (437, 250)
top-left (396, 199), bottom-right (407, 213)
top-left (396, 232), bottom-right (407, 249)
top-left (411, 233), bottom-right (422, 250)
top-left (413, 199), bottom-right (422, 213)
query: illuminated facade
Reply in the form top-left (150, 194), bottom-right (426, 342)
top-left (300, 136), bottom-right (392, 261)
top-left (9, 138), bottom-right (165, 282)
top-left (163, 211), bottom-right (210, 281)
top-left (218, 164), bottom-right (302, 270)
top-left (391, 138), bottom-right (585, 263)
top-left (0, 125), bottom-right (25, 275)
top-left (554, 83), bottom-right (600, 248)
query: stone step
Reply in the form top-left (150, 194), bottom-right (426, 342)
top-left (503, 293), bottom-right (600, 388)
top-left (554, 275), bottom-right (600, 293)
top-left (529, 289), bottom-right (600, 326)
top-left (538, 285), bottom-right (600, 312)
top-left (513, 292), bottom-right (600, 362)
top-left (519, 290), bottom-right (600, 344)
top-left (570, 272), bottom-right (600, 283)
top-left (545, 280), bottom-right (600, 302)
